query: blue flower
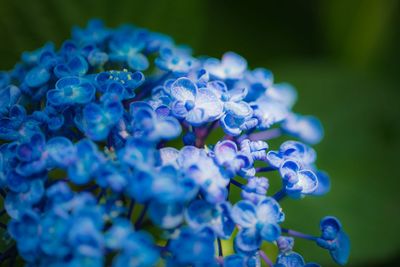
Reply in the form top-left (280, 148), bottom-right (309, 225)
top-left (241, 176), bottom-right (269, 204)
top-left (0, 71), bottom-right (11, 88)
top-left (213, 140), bottom-right (255, 178)
top-left (231, 198), bottom-right (284, 252)
top-left (282, 114), bottom-right (324, 145)
top-left (72, 19), bottom-right (110, 45)
top-left (204, 52), bottom-right (247, 80)
top-left (78, 93), bottom-right (124, 141)
top-left (240, 139), bottom-right (269, 161)
top-left (155, 46), bottom-right (196, 74)
top-left (5, 179), bottom-right (44, 219)
top-left (169, 77), bottom-right (223, 126)
top-left (242, 68), bottom-right (274, 102)
top-left (0, 21), bottom-right (348, 267)
top-left (168, 227), bottom-right (216, 266)
top-left (224, 253), bottom-right (260, 267)
top-left (7, 210), bottom-right (40, 261)
top-left (47, 76), bottom-right (96, 106)
top-left (67, 139), bottom-right (105, 185)
top-left (109, 29), bottom-right (149, 71)
top-left (95, 70), bottom-right (145, 99)
top-left (15, 132), bottom-right (48, 176)
top-left (110, 224), bottom-right (159, 267)
top-left (0, 85), bottom-right (21, 116)
top-left (279, 160), bottom-right (318, 198)
top-left (177, 146), bottom-right (229, 203)
top-left (185, 199), bottom-right (235, 238)
top-left (275, 252), bottom-right (321, 267)
top-left (266, 141), bottom-right (316, 169)
top-left (129, 102), bottom-right (181, 141)
top-left (277, 236), bottom-right (295, 253)
top-left (54, 55), bottom-right (89, 78)
top-left (316, 216), bottom-right (350, 266)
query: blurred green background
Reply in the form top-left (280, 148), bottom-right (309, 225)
top-left (0, 0), bottom-right (399, 266)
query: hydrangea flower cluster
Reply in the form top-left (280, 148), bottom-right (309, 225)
top-left (0, 20), bottom-right (350, 267)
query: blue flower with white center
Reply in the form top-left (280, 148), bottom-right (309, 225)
top-left (204, 51), bottom-right (247, 80)
top-left (279, 160), bottom-right (318, 198)
top-left (54, 55), bottom-right (89, 78)
top-left (316, 216), bottom-right (350, 266)
top-left (282, 113), bottom-right (324, 145)
top-left (96, 70), bottom-right (145, 99)
top-left (275, 252), bottom-right (321, 267)
top-left (129, 101), bottom-right (181, 141)
top-left (220, 112), bottom-right (259, 136)
top-left (155, 46), bottom-right (196, 74)
top-left (213, 140), bottom-right (255, 178)
top-left (168, 227), bottom-right (216, 266)
top-left (47, 76), bottom-right (95, 106)
top-left (231, 198), bottom-right (284, 252)
top-left (169, 77), bottom-right (223, 126)
top-left (109, 29), bottom-right (149, 71)
top-left (241, 176), bottom-right (269, 204)
top-left (185, 199), bottom-right (235, 239)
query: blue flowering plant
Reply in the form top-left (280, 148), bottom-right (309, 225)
top-left (0, 20), bottom-right (350, 266)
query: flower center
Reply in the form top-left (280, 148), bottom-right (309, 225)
top-left (185, 100), bottom-right (195, 111)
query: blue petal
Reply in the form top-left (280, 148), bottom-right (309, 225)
top-left (276, 252), bottom-right (306, 267)
top-left (295, 170), bottom-right (318, 194)
top-left (196, 89), bottom-right (223, 119)
top-left (256, 197), bottom-right (284, 224)
top-left (128, 53), bottom-right (149, 71)
top-left (231, 200), bottom-right (257, 228)
top-left (148, 201), bottom-right (184, 229)
top-left (67, 55), bottom-right (89, 76)
top-left (312, 171), bottom-right (331, 196)
top-left (225, 101), bottom-right (253, 118)
top-left (260, 223), bottom-right (280, 242)
top-left (46, 136), bottom-right (76, 167)
top-left (170, 77), bottom-right (197, 102)
top-left (25, 66), bottom-right (50, 87)
top-left (282, 114), bottom-right (324, 145)
top-left (235, 227), bottom-right (261, 252)
top-left (330, 231), bottom-right (350, 265)
top-left (214, 140), bottom-right (238, 165)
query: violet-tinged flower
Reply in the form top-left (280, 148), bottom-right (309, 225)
top-left (169, 77), bottom-right (223, 126)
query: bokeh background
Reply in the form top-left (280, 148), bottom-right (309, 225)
top-left (0, 0), bottom-right (399, 266)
